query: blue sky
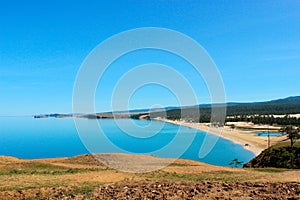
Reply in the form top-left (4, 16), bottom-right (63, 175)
top-left (1, 0), bottom-right (300, 115)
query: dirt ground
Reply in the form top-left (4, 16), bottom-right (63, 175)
top-left (1, 181), bottom-right (299, 200)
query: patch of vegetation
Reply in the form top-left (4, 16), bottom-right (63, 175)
top-left (0, 178), bottom-right (71, 192)
top-left (142, 171), bottom-right (248, 183)
top-left (229, 158), bottom-right (244, 168)
top-left (168, 163), bottom-right (194, 167)
top-left (65, 182), bottom-right (103, 198)
top-left (244, 141), bottom-right (300, 169)
top-left (250, 168), bottom-right (291, 173)
top-left (227, 115), bottom-right (300, 126)
top-left (0, 162), bottom-right (110, 176)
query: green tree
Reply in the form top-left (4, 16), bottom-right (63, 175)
top-left (281, 126), bottom-right (300, 148)
top-left (280, 125), bottom-right (300, 168)
top-left (229, 158), bottom-right (243, 168)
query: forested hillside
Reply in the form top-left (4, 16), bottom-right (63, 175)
top-left (244, 141), bottom-right (300, 169)
top-left (131, 96), bottom-right (300, 125)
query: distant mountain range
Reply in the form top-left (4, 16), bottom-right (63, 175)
top-left (129, 96), bottom-right (300, 113)
top-left (224, 96), bottom-right (300, 115)
top-left (226, 96), bottom-right (300, 106)
top-left (131, 96), bottom-right (300, 121)
top-left (34, 96), bottom-right (300, 119)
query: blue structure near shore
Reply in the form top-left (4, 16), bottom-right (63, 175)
top-left (256, 132), bottom-right (285, 137)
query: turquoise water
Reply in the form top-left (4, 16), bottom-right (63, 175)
top-left (256, 132), bottom-right (284, 136)
top-left (0, 117), bottom-right (254, 166)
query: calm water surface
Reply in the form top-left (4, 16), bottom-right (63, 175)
top-left (0, 117), bottom-right (254, 166)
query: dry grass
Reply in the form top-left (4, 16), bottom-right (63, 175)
top-left (0, 154), bottom-right (299, 199)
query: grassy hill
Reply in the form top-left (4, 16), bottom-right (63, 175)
top-left (244, 140), bottom-right (300, 169)
top-left (0, 154), bottom-right (299, 199)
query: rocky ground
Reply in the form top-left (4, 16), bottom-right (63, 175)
top-left (0, 181), bottom-right (299, 199)
top-left (93, 181), bottom-right (300, 200)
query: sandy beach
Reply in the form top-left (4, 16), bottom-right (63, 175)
top-left (156, 118), bottom-right (287, 156)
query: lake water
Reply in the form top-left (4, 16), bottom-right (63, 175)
top-left (0, 117), bottom-right (254, 167)
top-left (256, 132), bottom-right (284, 136)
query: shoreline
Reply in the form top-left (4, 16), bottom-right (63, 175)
top-left (156, 118), bottom-right (286, 156)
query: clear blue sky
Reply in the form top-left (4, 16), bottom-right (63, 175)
top-left (1, 0), bottom-right (300, 115)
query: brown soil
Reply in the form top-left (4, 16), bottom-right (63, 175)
top-left (93, 181), bottom-right (300, 200)
top-left (0, 181), bottom-right (299, 200)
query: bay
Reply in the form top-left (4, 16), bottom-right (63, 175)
top-left (0, 117), bottom-right (254, 166)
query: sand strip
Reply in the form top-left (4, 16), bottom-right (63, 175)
top-left (156, 118), bottom-right (286, 156)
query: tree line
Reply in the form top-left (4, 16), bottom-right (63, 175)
top-left (226, 115), bottom-right (300, 126)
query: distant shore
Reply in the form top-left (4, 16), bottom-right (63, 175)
top-left (32, 113), bottom-right (287, 156)
top-left (156, 118), bottom-right (286, 156)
